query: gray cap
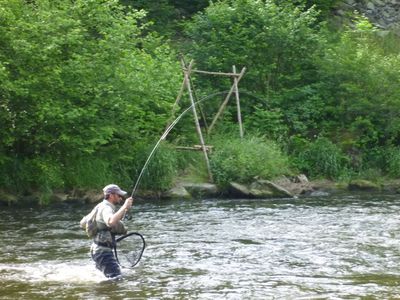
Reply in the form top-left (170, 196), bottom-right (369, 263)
top-left (103, 184), bottom-right (128, 196)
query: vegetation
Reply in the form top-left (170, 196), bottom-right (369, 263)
top-left (1, 0), bottom-right (400, 202)
top-left (210, 135), bottom-right (291, 187)
top-left (0, 0), bottom-right (181, 198)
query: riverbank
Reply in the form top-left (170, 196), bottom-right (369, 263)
top-left (2, 175), bottom-right (400, 206)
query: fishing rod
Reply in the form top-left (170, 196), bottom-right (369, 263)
top-left (117, 90), bottom-right (266, 267)
top-left (124, 90), bottom-right (231, 219)
top-left (128, 89), bottom-right (270, 199)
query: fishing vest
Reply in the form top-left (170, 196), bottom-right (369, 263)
top-left (92, 200), bottom-right (127, 249)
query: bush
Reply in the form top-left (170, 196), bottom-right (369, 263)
top-left (382, 147), bottom-right (400, 178)
top-left (63, 155), bottom-right (117, 189)
top-left (0, 156), bottom-right (64, 204)
top-left (209, 135), bottom-right (291, 187)
top-left (292, 137), bottom-right (348, 179)
top-left (0, 0), bottom-right (181, 195)
top-left (131, 141), bottom-right (178, 192)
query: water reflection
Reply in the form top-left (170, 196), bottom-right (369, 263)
top-left (1, 194), bottom-right (400, 299)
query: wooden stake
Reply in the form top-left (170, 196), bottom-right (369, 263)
top-left (183, 60), bottom-right (214, 182)
top-left (165, 77), bottom-right (186, 130)
top-left (183, 68), bottom-right (240, 77)
top-left (188, 73), bottom-right (209, 131)
top-left (233, 65), bottom-right (244, 139)
top-left (208, 67), bottom-right (246, 134)
top-left (181, 58), bottom-right (209, 131)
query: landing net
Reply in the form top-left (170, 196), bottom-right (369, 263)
top-left (114, 232), bottom-right (145, 268)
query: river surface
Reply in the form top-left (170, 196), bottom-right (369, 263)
top-left (1, 194), bottom-right (400, 299)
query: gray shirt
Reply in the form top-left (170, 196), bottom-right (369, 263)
top-left (90, 200), bottom-right (116, 253)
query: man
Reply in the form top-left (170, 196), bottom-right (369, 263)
top-left (84, 184), bottom-right (133, 279)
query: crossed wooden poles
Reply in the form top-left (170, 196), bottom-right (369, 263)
top-left (169, 59), bottom-right (246, 183)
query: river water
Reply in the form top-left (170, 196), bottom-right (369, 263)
top-left (1, 193), bottom-right (400, 299)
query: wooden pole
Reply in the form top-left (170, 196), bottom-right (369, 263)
top-left (188, 70), bottom-right (209, 132)
top-left (183, 60), bottom-right (214, 182)
top-left (208, 67), bottom-right (246, 134)
top-left (181, 59), bottom-right (209, 131)
top-left (172, 77), bottom-right (186, 113)
top-left (165, 77), bottom-right (186, 130)
top-left (182, 68), bottom-right (239, 77)
top-left (233, 65), bottom-right (244, 139)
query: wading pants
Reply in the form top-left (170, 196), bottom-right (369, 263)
top-left (91, 250), bottom-right (121, 278)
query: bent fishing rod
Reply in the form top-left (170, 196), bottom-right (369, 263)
top-left (123, 90), bottom-right (231, 219)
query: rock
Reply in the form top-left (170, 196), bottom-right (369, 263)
top-left (271, 176), bottom-right (292, 186)
top-left (333, 0), bottom-right (400, 32)
top-left (270, 175), bottom-right (314, 196)
top-left (229, 182), bottom-right (252, 198)
top-left (345, 0), bottom-right (355, 6)
top-left (69, 188), bottom-right (86, 199)
top-left (348, 179), bottom-right (381, 191)
top-left (366, 2), bottom-right (375, 10)
top-left (164, 186), bottom-right (192, 200)
top-left (249, 179), bottom-right (293, 198)
top-left (182, 183), bottom-right (219, 198)
top-left (293, 174), bottom-right (309, 184)
top-left (81, 190), bottom-right (103, 203)
top-left (335, 9), bottom-right (345, 16)
top-left (0, 191), bottom-right (18, 206)
top-left (50, 192), bottom-right (69, 203)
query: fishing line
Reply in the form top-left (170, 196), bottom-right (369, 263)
top-left (129, 90), bottom-right (232, 199)
top-left (118, 91), bottom-right (231, 267)
top-left (128, 89), bottom-right (268, 199)
top-left (120, 90), bottom-right (265, 267)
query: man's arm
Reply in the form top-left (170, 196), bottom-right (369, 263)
top-left (108, 197), bottom-right (133, 226)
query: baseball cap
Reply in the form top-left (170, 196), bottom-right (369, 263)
top-left (103, 184), bottom-right (128, 197)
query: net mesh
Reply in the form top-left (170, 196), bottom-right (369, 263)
top-left (114, 232), bottom-right (145, 268)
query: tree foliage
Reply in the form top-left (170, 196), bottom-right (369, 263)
top-left (184, 0), bottom-right (328, 139)
top-left (0, 0), bottom-right (181, 192)
top-left (2, 0), bottom-right (400, 198)
top-left (119, 0), bottom-right (209, 37)
top-left (183, 0), bottom-right (400, 180)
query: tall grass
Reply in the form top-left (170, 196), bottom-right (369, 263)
top-left (290, 137), bottom-right (348, 179)
top-left (131, 141), bottom-right (178, 192)
top-left (381, 147), bottom-right (400, 178)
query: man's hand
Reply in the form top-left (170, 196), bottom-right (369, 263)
top-left (109, 197), bottom-right (134, 226)
top-left (123, 197), bottom-right (133, 211)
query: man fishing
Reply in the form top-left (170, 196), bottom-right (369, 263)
top-left (81, 184), bottom-right (133, 279)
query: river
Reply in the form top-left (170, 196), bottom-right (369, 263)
top-left (1, 193), bottom-right (400, 299)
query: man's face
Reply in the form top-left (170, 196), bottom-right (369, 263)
top-left (110, 193), bottom-right (123, 205)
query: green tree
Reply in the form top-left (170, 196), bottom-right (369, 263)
top-left (119, 0), bottom-right (209, 37)
top-left (0, 0), bottom-right (181, 193)
top-left (317, 18), bottom-right (400, 153)
top-left (184, 0), bottom-right (327, 139)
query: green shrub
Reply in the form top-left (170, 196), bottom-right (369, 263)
top-left (209, 135), bottom-right (291, 187)
top-left (63, 155), bottom-right (115, 189)
top-left (0, 0), bottom-right (181, 195)
top-left (383, 147), bottom-right (400, 178)
top-left (0, 156), bottom-right (64, 203)
top-left (292, 137), bottom-right (348, 179)
top-left (131, 141), bottom-right (178, 192)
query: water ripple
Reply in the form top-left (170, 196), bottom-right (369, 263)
top-left (1, 195), bottom-right (400, 299)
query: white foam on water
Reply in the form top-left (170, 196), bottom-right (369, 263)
top-left (0, 260), bottom-right (105, 283)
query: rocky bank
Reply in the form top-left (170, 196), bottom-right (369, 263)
top-left (3, 174), bottom-right (400, 206)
